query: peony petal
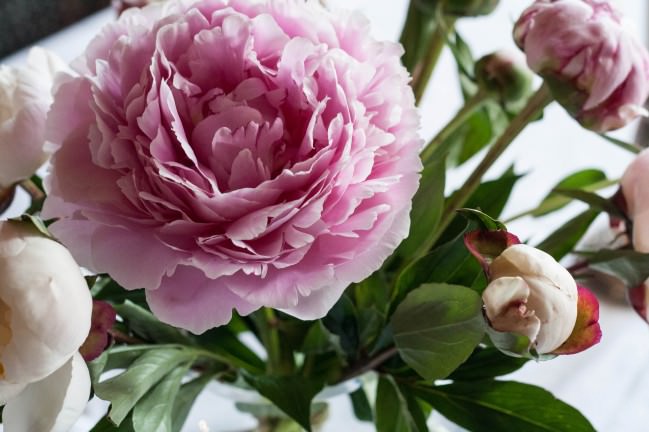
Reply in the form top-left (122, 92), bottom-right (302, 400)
top-left (3, 352), bottom-right (91, 432)
top-left (146, 266), bottom-right (259, 334)
top-left (553, 285), bottom-right (602, 355)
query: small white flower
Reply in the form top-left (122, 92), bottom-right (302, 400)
top-left (482, 244), bottom-right (578, 354)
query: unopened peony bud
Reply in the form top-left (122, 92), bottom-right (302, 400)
top-left (482, 244), bottom-right (578, 354)
top-left (0, 48), bottom-right (67, 188)
top-left (475, 51), bottom-right (533, 107)
top-left (0, 221), bottom-right (92, 430)
top-left (443, 0), bottom-right (499, 17)
top-left (514, 0), bottom-right (649, 132)
top-left (621, 148), bottom-right (649, 253)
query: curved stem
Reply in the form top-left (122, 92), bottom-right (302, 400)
top-left (432, 85), bottom-right (554, 245)
top-left (338, 346), bottom-right (398, 383)
top-left (420, 89), bottom-right (489, 166)
top-left (412, 18), bottom-right (456, 104)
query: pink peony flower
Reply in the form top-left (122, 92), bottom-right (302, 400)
top-left (0, 48), bottom-right (68, 187)
top-left (514, 0), bottom-right (649, 132)
top-left (43, 0), bottom-right (422, 333)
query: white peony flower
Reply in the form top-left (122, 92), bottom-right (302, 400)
top-left (0, 221), bottom-right (92, 431)
top-left (0, 48), bottom-right (68, 188)
top-left (482, 244), bottom-right (578, 354)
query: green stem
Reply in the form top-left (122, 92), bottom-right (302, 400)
top-left (420, 89), bottom-right (490, 166)
top-left (337, 346), bottom-right (398, 384)
top-left (254, 308), bottom-right (294, 375)
top-left (432, 85), bottom-right (554, 245)
top-left (412, 18), bottom-right (456, 104)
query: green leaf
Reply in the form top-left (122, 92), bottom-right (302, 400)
top-left (196, 327), bottom-right (265, 374)
top-left (530, 169), bottom-right (608, 217)
top-left (242, 373), bottom-right (325, 432)
top-left (375, 376), bottom-right (424, 432)
top-left (171, 373), bottom-right (216, 432)
top-left (553, 188), bottom-right (620, 216)
top-left (114, 301), bottom-right (191, 345)
top-left (438, 167), bottom-right (521, 245)
top-left (391, 283), bottom-right (485, 381)
top-left (92, 278), bottom-right (147, 307)
top-left (413, 380), bottom-right (596, 432)
top-left (300, 321), bottom-right (342, 355)
top-left (578, 249), bottom-right (649, 288)
top-left (398, 156), bottom-right (446, 259)
top-left (349, 387), bottom-right (373, 422)
top-left (598, 133), bottom-right (640, 154)
top-left (132, 363), bottom-right (191, 432)
top-left (536, 209), bottom-right (599, 260)
top-left (395, 225), bottom-right (473, 303)
top-left (95, 348), bottom-right (196, 426)
top-left (448, 347), bottom-right (528, 381)
top-left (90, 415), bottom-right (135, 432)
top-left (322, 295), bottom-right (360, 359)
top-left (456, 208), bottom-right (506, 231)
top-left (88, 351), bottom-right (109, 385)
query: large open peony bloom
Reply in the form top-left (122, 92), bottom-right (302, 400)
top-left (43, 0), bottom-right (422, 333)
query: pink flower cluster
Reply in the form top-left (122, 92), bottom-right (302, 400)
top-left (43, 0), bottom-right (422, 333)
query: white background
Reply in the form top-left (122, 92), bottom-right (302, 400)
top-left (4, 1), bottom-right (649, 431)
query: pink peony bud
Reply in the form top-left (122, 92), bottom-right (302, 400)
top-left (514, 0), bottom-right (649, 132)
top-left (621, 148), bottom-right (649, 253)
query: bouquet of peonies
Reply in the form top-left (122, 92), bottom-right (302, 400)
top-left (1, 0), bottom-right (649, 430)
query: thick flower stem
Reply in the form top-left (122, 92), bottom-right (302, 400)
top-left (256, 308), bottom-right (294, 375)
top-left (431, 85), bottom-right (554, 247)
top-left (338, 346), bottom-right (398, 383)
top-left (420, 89), bottom-right (490, 166)
top-left (412, 19), bottom-right (456, 104)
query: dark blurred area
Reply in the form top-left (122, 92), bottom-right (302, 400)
top-left (0, 0), bottom-right (110, 59)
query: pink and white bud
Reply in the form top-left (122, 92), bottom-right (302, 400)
top-left (514, 0), bottom-right (649, 132)
top-left (482, 244), bottom-right (578, 354)
top-left (621, 149), bottom-right (649, 322)
top-left (621, 148), bottom-right (649, 253)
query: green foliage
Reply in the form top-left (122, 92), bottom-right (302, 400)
top-left (131, 363), bottom-right (191, 432)
top-left (242, 373), bottom-right (325, 432)
top-left (527, 169), bottom-right (609, 218)
top-left (448, 346), bottom-right (528, 381)
top-left (375, 376), bottom-right (427, 432)
top-left (397, 155), bottom-right (446, 259)
top-left (114, 301), bottom-right (191, 345)
top-left (413, 380), bottom-right (596, 431)
top-left (391, 283), bottom-right (485, 381)
top-left (350, 387), bottom-right (373, 422)
top-left (94, 348), bottom-right (197, 426)
top-left (579, 249), bottom-right (649, 288)
top-left (536, 209), bottom-right (600, 260)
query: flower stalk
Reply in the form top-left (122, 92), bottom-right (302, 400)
top-left (420, 88), bottom-right (490, 166)
top-left (428, 84), bottom-right (553, 251)
top-left (412, 19), bottom-right (456, 104)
